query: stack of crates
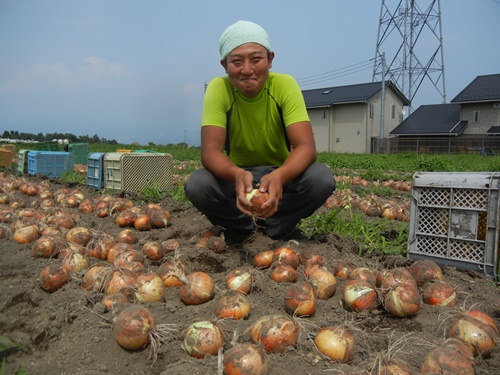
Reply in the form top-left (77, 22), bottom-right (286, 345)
top-left (35, 141), bottom-right (60, 151)
top-left (87, 152), bottom-right (106, 190)
top-left (104, 152), bottom-right (173, 192)
top-left (28, 151), bottom-right (74, 178)
top-left (17, 150), bottom-right (30, 173)
top-left (68, 143), bottom-right (89, 164)
top-left (407, 172), bottom-right (500, 280)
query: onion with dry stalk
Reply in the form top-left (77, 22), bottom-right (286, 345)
top-left (408, 259), bottom-right (443, 286)
top-left (343, 279), bottom-right (378, 312)
top-left (65, 226), bottom-right (92, 246)
top-left (223, 343), bottom-right (269, 375)
top-left (270, 264), bottom-right (297, 283)
top-left (116, 228), bottom-right (139, 244)
top-left (39, 264), bottom-right (69, 293)
top-left (253, 250), bottom-right (274, 269)
top-left (181, 320), bottom-right (223, 358)
top-left (215, 290), bottom-right (251, 320)
top-left (160, 238), bottom-right (181, 254)
top-left (142, 241), bottom-right (164, 261)
top-left (13, 224), bottom-right (40, 244)
top-left (314, 326), bottom-right (355, 363)
top-left (420, 338), bottom-right (475, 375)
top-left (61, 251), bottom-right (90, 273)
top-left (272, 246), bottom-right (300, 269)
top-left (348, 267), bottom-right (377, 286)
top-left (284, 281), bottom-right (316, 317)
top-left (106, 268), bottom-right (138, 296)
top-left (116, 209), bottom-right (137, 228)
top-left (250, 314), bottom-right (299, 353)
top-left (246, 188), bottom-right (270, 215)
top-left (134, 214), bottom-right (152, 231)
top-left (82, 264), bottom-right (112, 292)
top-left (102, 292), bottom-right (129, 311)
top-left (308, 266), bottom-right (337, 300)
top-left (85, 232), bottom-right (115, 260)
top-left (226, 268), bottom-right (253, 294)
top-left (334, 261), bottom-right (357, 279)
top-left (31, 235), bottom-right (66, 258)
top-left (157, 257), bottom-right (189, 287)
top-left (180, 271), bottom-right (214, 305)
top-left (134, 272), bottom-right (166, 303)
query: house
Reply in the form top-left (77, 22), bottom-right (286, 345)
top-left (390, 74), bottom-right (500, 139)
top-left (302, 81), bottom-right (410, 153)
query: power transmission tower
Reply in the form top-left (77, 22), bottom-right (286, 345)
top-left (372, 0), bottom-right (446, 114)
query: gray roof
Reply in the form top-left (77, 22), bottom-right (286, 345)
top-left (302, 81), bottom-right (410, 108)
top-left (487, 126), bottom-right (500, 135)
top-left (390, 103), bottom-right (467, 136)
top-left (451, 74), bottom-right (500, 103)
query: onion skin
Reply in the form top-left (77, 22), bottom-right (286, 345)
top-left (348, 267), bottom-right (376, 286)
top-left (272, 247), bottom-right (300, 269)
top-left (114, 305), bottom-right (156, 350)
top-left (180, 272), bottom-right (215, 305)
top-left (342, 279), bottom-right (378, 312)
top-left (448, 311), bottom-right (499, 357)
top-left (270, 264), bottom-right (297, 283)
top-left (65, 226), bottom-right (92, 246)
top-left (106, 269), bottom-right (138, 295)
top-left (61, 252), bottom-right (90, 273)
top-left (31, 235), bottom-right (64, 259)
top-left (408, 259), bottom-right (443, 286)
top-left (284, 281), bottom-right (316, 317)
top-left (82, 265), bottom-right (111, 292)
top-left (116, 229), bottom-right (139, 244)
top-left (157, 258), bottom-right (189, 287)
top-left (314, 326), bottom-right (355, 363)
top-left (378, 362), bottom-right (412, 375)
top-left (253, 251), bottom-right (274, 269)
top-left (142, 241), bottom-right (164, 261)
top-left (384, 284), bottom-right (422, 318)
top-left (224, 343), bottom-right (269, 375)
top-left (102, 292), bottom-right (129, 311)
top-left (13, 224), bottom-right (40, 244)
top-left (39, 264), bottom-right (69, 293)
top-left (134, 215), bottom-right (152, 231)
top-left (334, 261), bottom-right (357, 279)
top-left (216, 291), bottom-right (251, 320)
top-left (227, 269), bottom-right (253, 294)
top-left (250, 315), bottom-right (299, 353)
top-left (182, 321), bottom-right (223, 358)
top-left (422, 280), bottom-right (457, 307)
top-left (134, 273), bottom-right (166, 303)
top-left (420, 338), bottom-right (475, 374)
top-left (246, 189), bottom-right (269, 216)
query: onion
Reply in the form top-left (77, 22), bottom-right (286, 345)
top-left (299, 248), bottom-right (324, 267)
top-left (348, 267), bottom-right (377, 286)
top-left (61, 252), bottom-right (90, 273)
top-left (107, 243), bottom-right (135, 263)
top-left (82, 265), bottom-right (112, 292)
top-left (377, 362), bottom-right (412, 375)
top-left (114, 305), bottom-right (156, 350)
top-left (308, 267), bottom-right (337, 300)
top-left (226, 269), bottom-right (253, 294)
top-left (157, 257), bottom-right (189, 287)
top-left (180, 271), bottom-right (214, 305)
top-left (13, 224), bottom-right (40, 244)
top-left (116, 229), bottom-right (139, 244)
top-left (86, 233), bottom-right (115, 260)
top-left (142, 241), bottom-right (164, 261)
top-left (384, 284), bottom-right (422, 318)
top-left (342, 279), bottom-right (378, 312)
top-left (65, 226), bottom-right (92, 246)
top-left (78, 199), bottom-right (94, 213)
top-left (272, 246), bottom-right (300, 269)
top-left (114, 249), bottom-right (145, 266)
top-left (270, 264), bottom-right (297, 283)
top-left (160, 238), bottom-right (181, 254)
top-left (284, 281), bottom-right (316, 317)
top-left (106, 269), bottom-right (138, 295)
top-left (253, 250), bottom-right (274, 269)
top-left (420, 338), bottom-right (475, 374)
top-left (46, 214), bottom-right (76, 230)
top-left (148, 207), bottom-right (171, 228)
top-left (181, 321), bottom-right (223, 358)
top-left (134, 272), bottom-right (166, 302)
top-left (448, 310), bottom-right (499, 356)
top-left (39, 264), bottom-right (69, 293)
top-left (408, 259), bottom-right (443, 286)
top-left (224, 343), bottom-right (269, 375)
top-left (116, 209), bottom-right (137, 227)
top-left (378, 267), bottom-right (417, 292)
top-left (215, 291), bottom-right (251, 320)
top-left (134, 214), bottom-right (152, 231)
top-left (102, 292), bottom-right (129, 311)
top-left (334, 261), bottom-right (357, 279)
top-left (422, 280), bottom-right (457, 306)
top-left (206, 236), bottom-right (226, 253)
top-left (246, 189), bottom-right (269, 215)
top-left (250, 315), bottom-right (299, 353)
top-left (31, 235), bottom-right (65, 258)
top-left (314, 326), bottom-right (355, 363)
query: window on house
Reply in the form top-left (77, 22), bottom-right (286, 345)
top-left (474, 110), bottom-right (480, 122)
top-left (370, 103), bottom-right (374, 118)
top-left (391, 105), bottom-right (395, 119)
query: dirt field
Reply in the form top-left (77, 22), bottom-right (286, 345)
top-left (0, 171), bottom-right (499, 375)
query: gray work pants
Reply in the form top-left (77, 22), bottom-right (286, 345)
top-left (184, 163), bottom-right (336, 238)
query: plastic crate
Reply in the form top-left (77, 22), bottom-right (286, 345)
top-left (68, 143), bottom-right (90, 164)
top-left (35, 141), bottom-right (60, 151)
top-left (27, 151), bottom-right (74, 178)
top-left (407, 172), bottom-right (500, 280)
top-left (87, 152), bottom-right (106, 190)
top-left (17, 150), bottom-right (29, 173)
top-left (104, 152), bottom-right (173, 192)
top-left (0, 149), bottom-right (15, 167)
top-left (116, 149), bottom-right (132, 153)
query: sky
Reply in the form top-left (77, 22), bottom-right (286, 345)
top-left (0, 0), bottom-right (499, 146)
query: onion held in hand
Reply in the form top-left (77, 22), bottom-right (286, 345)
top-left (246, 189), bottom-right (269, 215)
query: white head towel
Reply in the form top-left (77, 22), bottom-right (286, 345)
top-left (219, 20), bottom-right (271, 59)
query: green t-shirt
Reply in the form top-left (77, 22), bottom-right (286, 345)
top-left (201, 72), bottom-right (310, 167)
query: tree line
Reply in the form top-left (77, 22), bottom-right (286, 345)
top-left (1, 130), bottom-right (118, 144)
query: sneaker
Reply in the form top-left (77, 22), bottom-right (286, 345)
top-left (224, 229), bottom-right (253, 246)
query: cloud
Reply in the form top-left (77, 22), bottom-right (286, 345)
top-left (0, 56), bottom-right (133, 94)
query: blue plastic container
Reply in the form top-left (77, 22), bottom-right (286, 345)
top-left (87, 152), bottom-right (106, 190)
top-left (27, 151), bottom-right (74, 177)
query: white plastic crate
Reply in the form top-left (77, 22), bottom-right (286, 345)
top-left (407, 172), bottom-right (500, 279)
top-left (104, 152), bottom-right (173, 192)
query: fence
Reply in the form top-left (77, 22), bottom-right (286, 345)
top-left (371, 136), bottom-right (500, 155)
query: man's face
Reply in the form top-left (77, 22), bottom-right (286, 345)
top-left (221, 43), bottom-right (274, 98)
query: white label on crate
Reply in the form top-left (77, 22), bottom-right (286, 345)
top-left (450, 210), bottom-right (478, 240)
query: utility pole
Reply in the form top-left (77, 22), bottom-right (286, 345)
top-left (372, 0), bottom-right (446, 115)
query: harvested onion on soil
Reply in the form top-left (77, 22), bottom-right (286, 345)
top-left (181, 320), bottom-right (223, 358)
top-left (314, 326), bottom-right (355, 363)
top-left (223, 343), bottom-right (269, 375)
top-left (39, 264), bottom-right (69, 293)
top-left (215, 290), bottom-right (251, 320)
top-left (250, 314), bottom-right (299, 353)
top-left (180, 271), bottom-right (214, 305)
